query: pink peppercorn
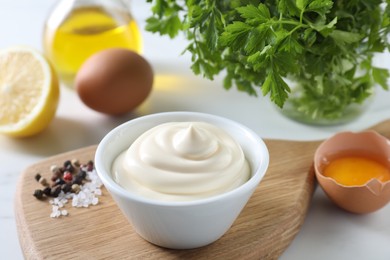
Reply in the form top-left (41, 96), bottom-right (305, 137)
top-left (86, 160), bottom-right (94, 171)
top-left (63, 171), bottom-right (73, 182)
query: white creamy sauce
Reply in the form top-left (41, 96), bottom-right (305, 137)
top-left (112, 122), bottom-right (250, 201)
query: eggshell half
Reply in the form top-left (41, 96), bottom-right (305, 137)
top-left (314, 131), bottom-right (390, 214)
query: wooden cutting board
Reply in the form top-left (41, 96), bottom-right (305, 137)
top-left (15, 120), bottom-right (390, 259)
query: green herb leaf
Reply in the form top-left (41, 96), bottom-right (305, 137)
top-left (307, 0), bottom-right (333, 16)
top-left (220, 22), bottom-right (252, 50)
top-left (145, 15), bottom-right (182, 38)
top-left (303, 28), bottom-right (317, 47)
top-left (205, 15), bottom-right (219, 50)
top-left (262, 69), bottom-right (290, 108)
top-left (244, 25), bottom-right (273, 54)
top-left (310, 17), bottom-right (337, 36)
top-left (372, 67), bottom-right (390, 90)
top-left (278, 0), bottom-right (301, 17)
top-left (330, 30), bottom-right (363, 44)
top-left (236, 4), bottom-right (270, 25)
top-left (278, 35), bottom-right (304, 54)
top-left (296, 0), bottom-right (308, 11)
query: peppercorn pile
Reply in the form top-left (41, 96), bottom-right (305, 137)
top-left (33, 159), bottom-right (103, 218)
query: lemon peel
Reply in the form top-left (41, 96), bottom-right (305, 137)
top-left (0, 46), bottom-right (60, 137)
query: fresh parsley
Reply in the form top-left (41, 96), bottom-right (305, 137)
top-left (146, 0), bottom-right (390, 121)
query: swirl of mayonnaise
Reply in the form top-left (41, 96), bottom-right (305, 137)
top-left (112, 121), bottom-right (250, 201)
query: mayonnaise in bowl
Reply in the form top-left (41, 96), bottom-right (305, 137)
top-left (95, 111), bottom-right (269, 249)
top-left (112, 121), bottom-right (250, 201)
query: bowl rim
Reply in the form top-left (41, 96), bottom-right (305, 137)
top-left (95, 111), bottom-right (269, 207)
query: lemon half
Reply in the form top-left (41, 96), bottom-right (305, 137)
top-left (0, 46), bottom-right (60, 137)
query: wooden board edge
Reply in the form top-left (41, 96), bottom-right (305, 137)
top-left (14, 170), bottom-right (40, 260)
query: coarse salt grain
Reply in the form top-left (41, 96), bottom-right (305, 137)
top-left (49, 167), bottom-right (103, 218)
top-left (92, 197), bottom-right (99, 205)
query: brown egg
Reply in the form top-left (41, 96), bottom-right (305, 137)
top-left (314, 131), bottom-right (390, 214)
top-left (75, 48), bottom-right (153, 115)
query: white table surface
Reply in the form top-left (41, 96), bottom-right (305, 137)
top-left (1, 1), bottom-right (390, 259)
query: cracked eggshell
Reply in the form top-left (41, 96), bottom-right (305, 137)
top-left (314, 131), bottom-right (390, 214)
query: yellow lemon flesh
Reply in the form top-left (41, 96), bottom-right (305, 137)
top-left (0, 47), bottom-right (60, 137)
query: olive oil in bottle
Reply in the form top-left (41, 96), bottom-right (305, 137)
top-left (43, 1), bottom-right (142, 86)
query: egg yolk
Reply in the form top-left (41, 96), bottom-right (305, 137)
top-left (323, 156), bottom-right (390, 186)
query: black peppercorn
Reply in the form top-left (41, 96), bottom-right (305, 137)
top-left (63, 160), bottom-right (72, 168)
top-left (61, 183), bottom-right (72, 193)
top-left (78, 170), bottom-right (87, 179)
top-left (65, 163), bottom-right (75, 173)
top-left (33, 189), bottom-right (44, 199)
top-left (53, 178), bottom-right (66, 187)
top-left (34, 173), bottom-right (42, 182)
top-left (72, 175), bottom-right (83, 185)
top-left (42, 187), bottom-right (51, 196)
top-left (50, 185), bottom-right (62, 197)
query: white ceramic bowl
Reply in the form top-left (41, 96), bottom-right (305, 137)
top-left (95, 112), bottom-right (269, 249)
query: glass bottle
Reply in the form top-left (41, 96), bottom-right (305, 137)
top-left (43, 0), bottom-right (142, 87)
